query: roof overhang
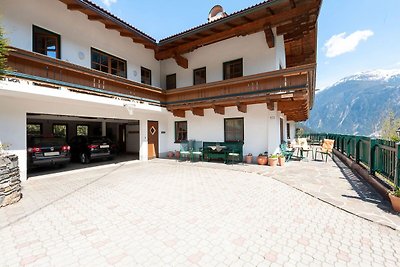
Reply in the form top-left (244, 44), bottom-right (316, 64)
top-left (58, 0), bottom-right (157, 50)
top-left (156, 0), bottom-right (322, 67)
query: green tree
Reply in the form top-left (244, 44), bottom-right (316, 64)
top-left (0, 24), bottom-right (9, 74)
top-left (381, 111), bottom-right (400, 142)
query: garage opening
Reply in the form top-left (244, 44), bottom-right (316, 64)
top-left (26, 113), bottom-right (140, 176)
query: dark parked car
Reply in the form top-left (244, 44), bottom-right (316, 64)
top-left (69, 136), bottom-right (116, 164)
top-left (27, 136), bottom-right (71, 169)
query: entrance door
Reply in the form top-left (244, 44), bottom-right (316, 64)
top-left (147, 121), bottom-right (159, 159)
top-left (118, 124), bottom-right (126, 153)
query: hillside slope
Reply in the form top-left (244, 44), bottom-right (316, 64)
top-left (305, 70), bottom-right (400, 136)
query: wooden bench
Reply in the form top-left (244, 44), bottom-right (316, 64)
top-left (203, 141), bottom-right (244, 163)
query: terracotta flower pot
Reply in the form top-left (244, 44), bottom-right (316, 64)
top-left (268, 157), bottom-right (278, 167)
top-left (245, 155), bottom-right (253, 164)
top-left (388, 193), bottom-right (400, 212)
top-left (167, 151), bottom-right (174, 158)
top-left (175, 151), bottom-right (180, 159)
top-left (257, 156), bottom-right (268, 165)
top-left (278, 157), bottom-right (285, 166)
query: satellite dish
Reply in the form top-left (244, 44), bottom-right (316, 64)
top-left (208, 5), bottom-right (228, 22)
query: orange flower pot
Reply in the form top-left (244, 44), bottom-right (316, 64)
top-left (389, 193), bottom-right (400, 212)
top-left (268, 157), bottom-right (278, 167)
top-left (257, 156), bottom-right (268, 165)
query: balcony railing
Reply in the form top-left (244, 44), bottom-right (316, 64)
top-left (165, 64), bottom-right (316, 121)
top-left (305, 133), bottom-right (400, 187)
top-left (5, 47), bottom-right (165, 105)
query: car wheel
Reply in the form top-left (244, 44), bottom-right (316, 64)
top-left (80, 153), bottom-right (90, 164)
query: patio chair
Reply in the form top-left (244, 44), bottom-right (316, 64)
top-left (280, 142), bottom-right (294, 161)
top-left (191, 141), bottom-right (203, 162)
top-left (314, 139), bottom-right (335, 162)
top-left (298, 138), bottom-right (313, 160)
top-left (179, 141), bottom-right (191, 161)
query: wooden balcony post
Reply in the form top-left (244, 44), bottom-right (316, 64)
top-left (395, 142), bottom-right (400, 187)
top-left (355, 137), bottom-right (360, 163)
top-left (369, 138), bottom-right (377, 175)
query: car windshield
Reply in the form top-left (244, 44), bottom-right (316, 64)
top-left (30, 137), bottom-right (65, 147)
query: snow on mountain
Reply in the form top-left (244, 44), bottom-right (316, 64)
top-left (336, 69), bottom-right (400, 84)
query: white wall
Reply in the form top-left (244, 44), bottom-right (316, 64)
top-left (0, 98), bottom-right (27, 181)
top-left (0, 79), bottom-right (171, 180)
top-left (160, 31), bottom-right (281, 89)
top-left (165, 104), bottom-right (282, 158)
top-left (275, 29), bottom-right (286, 69)
top-left (1, 0), bottom-right (160, 87)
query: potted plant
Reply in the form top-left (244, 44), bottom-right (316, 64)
top-left (278, 154), bottom-right (285, 166)
top-left (175, 150), bottom-right (180, 159)
top-left (167, 151), bottom-right (174, 158)
top-left (268, 154), bottom-right (278, 167)
top-left (257, 153), bottom-right (268, 165)
top-left (388, 186), bottom-right (400, 212)
top-left (245, 153), bottom-right (253, 164)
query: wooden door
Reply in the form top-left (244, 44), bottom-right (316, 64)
top-left (147, 121), bottom-right (159, 159)
top-left (118, 124), bottom-right (126, 153)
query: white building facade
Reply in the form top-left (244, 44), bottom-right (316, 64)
top-left (0, 0), bottom-right (321, 181)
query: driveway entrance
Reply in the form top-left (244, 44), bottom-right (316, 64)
top-left (1, 161), bottom-right (400, 266)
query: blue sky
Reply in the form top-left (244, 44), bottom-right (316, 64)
top-left (92, 0), bottom-right (400, 89)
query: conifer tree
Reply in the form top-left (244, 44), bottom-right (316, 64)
top-left (0, 24), bottom-right (9, 74)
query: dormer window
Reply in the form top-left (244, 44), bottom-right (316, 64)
top-left (33, 25), bottom-right (61, 59)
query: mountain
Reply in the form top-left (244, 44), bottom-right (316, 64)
top-left (305, 70), bottom-right (400, 136)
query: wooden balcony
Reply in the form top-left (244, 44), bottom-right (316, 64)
top-left (166, 64), bottom-right (316, 121)
top-left (4, 48), bottom-right (315, 121)
top-left (5, 47), bottom-right (165, 105)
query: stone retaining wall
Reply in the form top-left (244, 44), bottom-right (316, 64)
top-left (0, 154), bottom-right (22, 207)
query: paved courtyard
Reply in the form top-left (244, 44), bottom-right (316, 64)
top-left (1, 159), bottom-right (400, 266)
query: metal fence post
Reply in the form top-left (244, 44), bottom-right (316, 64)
top-left (355, 137), bottom-right (360, 163)
top-left (369, 138), bottom-right (377, 175)
top-left (395, 142), bottom-right (400, 187)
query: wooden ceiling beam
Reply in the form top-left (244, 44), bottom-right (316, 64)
top-left (209, 28), bottom-right (224, 34)
top-left (67, 4), bottom-right (84, 10)
top-left (237, 103), bottom-right (247, 113)
top-left (213, 105), bottom-right (225, 115)
top-left (225, 22), bottom-right (237, 28)
top-left (277, 22), bottom-right (314, 36)
top-left (191, 107), bottom-right (204, 116)
top-left (173, 53), bottom-right (189, 69)
top-left (289, 0), bottom-right (296, 9)
top-left (266, 7), bottom-right (275, 15)
top-left (120, 32), bottom-right (133, 37)
top-left (105, 24), bottom-right (121, 30)
top-left (156, 2), bottom-right (320, 60)
top-left (242, 16), bottom-right (253, 23)
top-left (88, 15), bottom-right (103, 21)
top-left (266, 101), bottom-right (274, 111)
top-left (264, 26), bottom-right (275, 48)
top-left (172, 109), bottom-right (186, 118)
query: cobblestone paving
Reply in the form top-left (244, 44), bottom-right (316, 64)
top-left (1, 160), bottom-right (400, 266)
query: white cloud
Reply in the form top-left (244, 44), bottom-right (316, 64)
top-left (324, 30), bottom-right (374, 58)
top-left (100, 0), bottom-right (117, 7)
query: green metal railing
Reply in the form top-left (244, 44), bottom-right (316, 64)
top-left (303, 133), bottom-right (400, 187)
